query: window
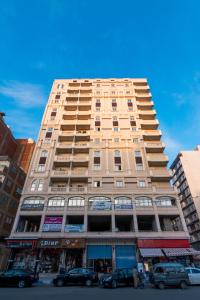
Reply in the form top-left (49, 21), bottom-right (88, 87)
top-left (114, 150), bottom-right (122, 171)
top-left (155, 197), bottom-right (175, 207)
top-left (134, 151), bottom-right (144, 170)
top-left (45, 128), bottom-right (53, 139)
top-left (93, 151), bottom-right (101, 169)
top-left (136, 164), bottom-right (144, 171)
top-left (41, 150), bottom-right (48, 157)
top-left (94, 180), bottom-right (101, 187)
top-left (38, 180), bottom-right (44, 191)
top-left (113, 127), bottom-right (119, 132)
top-left (23, 196), bottom-right (45, 205)
top-left (95, 127), bottom-right (101, 132)
top-left (114, 196), bottom-right (132, 208)
top-left (30, 180), bottom-right (37, 191)
top-left (112, 99), bottom-right (117, 107)
top-left (55, 94), bottom-right (60, 99)
top-left (138, 180), bottom-right (147, 188)
top-left (38, 165), bottom-right (45, 172)
top-left (133, 138), bottom-right (139, 144)
top-left (94, 138), bottom-right (100, 144)
top-left (116, 180), bottom-right (124, 187)
top-left (48, 197), bottom-right (65, 207)
top-left (114, 138), bottom-right (120, 143)
top-left (68, 197), bottom-right (84, 207)
top-left (135, 196), bottom-right (152, 206)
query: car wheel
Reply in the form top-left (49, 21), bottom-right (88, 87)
top-left (111, 280), bottom-right (117, 289)
top-left (56, 279), bottom-right (64, 287)
top-left (18, 280), bottom-right (26, 288)
top-left (158, 282), bottom-right (165, 290)
top-left (180, 281), bottom-right (187, 289)
top-left (85, 279), bottom-right (92, 287)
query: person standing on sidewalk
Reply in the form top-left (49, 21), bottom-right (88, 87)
top-left (132, 268), bottom-right (139, 288)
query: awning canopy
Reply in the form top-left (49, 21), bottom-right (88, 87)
top-left (139, 248), bottom-right (164, 257)
top-left (163, 248), bottom-right (200, 257)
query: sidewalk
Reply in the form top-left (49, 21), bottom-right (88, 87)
top-left (34, 273), bottom-right (57, 286)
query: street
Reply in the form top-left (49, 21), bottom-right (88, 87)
top-left (1, 286), bottom-right (200, 300)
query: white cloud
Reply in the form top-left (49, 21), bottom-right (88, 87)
top-left (0, 81), bottom-right (46, 108)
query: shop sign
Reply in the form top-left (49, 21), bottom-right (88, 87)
top-left (39, 239), bottom-right (61, 248)
top-left (90, 201), bottom-right (112, 210)
top-left (42, 216), bottom-right (63, 232)
top-left (61, 239), bottom-right (85, 248)
top-left (21, 203), bottom-right (44, 211)
top-left (64, 224), bottom-right (84, 232)
top-left (44, 216), bottom-right (63, 224)
top-left (115, 204), bottom-right (133, 209)
top-left (7, 240), bottom-right (36, 249)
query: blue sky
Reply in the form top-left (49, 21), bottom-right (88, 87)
top-left (0, 0), bottom-right (200, 163)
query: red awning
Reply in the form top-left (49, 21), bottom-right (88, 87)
top-left (139, 248), bottom-right (164, 257)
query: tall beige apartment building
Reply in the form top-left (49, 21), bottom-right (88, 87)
top-left (8, 78), bottom-right (196, 273)
top-left (171, 146), bottom-right (200, 250)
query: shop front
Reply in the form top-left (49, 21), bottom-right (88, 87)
top-left (86, 243), bottom-right (137, 272)
top-left (6, 239), bottom-right (38, 271)
top-left (137, 239), bottom-right (200, 271)
top-left (38, 238), bottom-right (86, 273)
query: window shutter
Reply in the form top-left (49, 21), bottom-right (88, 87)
top-left (95, 121), bottom-right (101, 126)
top-left (96, 102), bottom-right (101, 107)
top-left (135, 157), bottom-right (142, 164)
top-left (39, 157), bottom-right (47, 165)
top-left (128, 102), bottom-right (133, 106)
top-left (114, 157), bottom-right (121, 164)
top-left (45, 132), bottom-right (52, 138)
top-left (94, 157), bottom-right (100, 164)
top-left (113, 121), bottom-right (118, 126)
top-left (130, 121), bottom-right (136, 126)
top-left (55, 94), bottom-right (60, 99)
top-left (112, 102), bottom-right (117, 107)
top-left (51, 111), bottom-right (57, 116)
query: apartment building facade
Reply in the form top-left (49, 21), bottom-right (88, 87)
top-left (8, 78), bottom-right (194, 273)
top-left (171, 146), bottom-right (200, 250)
top-left (0, 113), bottom-right (35, 271)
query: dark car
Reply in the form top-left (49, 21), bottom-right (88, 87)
top-left (100, 268), bottom-right (133, 288)
top-left (53, 268), bottom-right (98, 287)
top-left (0, 269), bottom-right (36, 288)
top-left (149, 263), bottom-right (189, 289)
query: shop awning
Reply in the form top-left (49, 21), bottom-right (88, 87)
top-left (163, 248), bottom-right (200, 257)
top-left (139, 248), bottom-right (164, 257)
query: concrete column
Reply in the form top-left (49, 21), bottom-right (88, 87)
top-left (82, 248), bottom-right (87, 267)
top-left (125, 141), bottom-right (131, 174)
top-left (84, 199), bottom-right (88, 232)
top-left (133, 197), bottom-right (138, 232)
top-left (153, 204), bottom-right (161, 232)
top-left (176, 198), bottom-right (188, 233)
top-left (111, 197), bottom-right (115, 231)
top-left (112, 245), bottom-right (116, 270)
top-left (24, 220), bottom-right (28, 232)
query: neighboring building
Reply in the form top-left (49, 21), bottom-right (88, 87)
top-left (0, 113), bottom-right (35, 271)
top-left (9, 78), bottom-right (195, 274)
top-left (16, 139), bottom-right (35, 173)
top-left (171, 146), bottom-right (200, 250)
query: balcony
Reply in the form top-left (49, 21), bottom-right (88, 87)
top-left (141, 119), bottom-right (159, 130)
top-left (145, 142), bottom-right (165, 153)
top-left (137, 101), bottom-right (154, 110)
top-left (147, 154), bottom-right (169, 167)
top-left (139, 110), bottom-right (156, 120)
top-left (143, 130), bottom-right (162, 141)
top-left (70, 169), bottom-right (88, 177)
top-left (69, 186), bottom-right (87, 193)
top-left (150, 168), bottom-right (172, 182)
top-left (135, 93), bottom-right (152, 100)
top-left (49, 186), bottom-right (67, 193)
top-left (134, 85), bottom-right (150, 92)
top-left (51, 170), bottom-right (70, 177)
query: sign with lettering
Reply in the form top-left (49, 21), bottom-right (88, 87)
top-left (39, 239), bottom-right (61, 248)
top-left (64, 224), bottom-right (84, 232)
top-left (61, 239), bottom-right (85, 249)
top-left (7, 240), bottom-right (36, 249)
top-left (21, 203), bottom-right (44, 211)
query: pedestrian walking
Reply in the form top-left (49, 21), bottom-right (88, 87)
top-left (138, 270), bottom-right (145, 289)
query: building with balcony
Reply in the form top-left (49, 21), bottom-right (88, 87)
top-left (171, 145), bottom-right (200, 250)
top-left (8, 78), bottom-right (196, 274)
top-left (0, 113), bottom-right (35, 271)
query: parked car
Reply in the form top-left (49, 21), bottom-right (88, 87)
top-left (0, 269), bottom-right (37, 288)
top-left (185, 267), bottom-right (200, 285)
top-left (53, 268), bottom-right (98, 287)
top-left (149, 263), bottom-right (189, 289)
top-left (99, 268), bottom-right (133, 288)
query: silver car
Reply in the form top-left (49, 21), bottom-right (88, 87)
top-left (185, 267), bottom-right (200, 285)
